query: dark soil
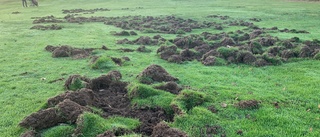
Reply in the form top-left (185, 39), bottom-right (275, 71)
top-left (137, 64), bottom-right (179, 84)
top-left (204, 125), bottom-right (226, 137)
top-left (236, 100), bottom-right (260, 109)
top-left (207, 106), bottom-right (218, 113)
top-left (151, 122), bottom-right (188, 137)
top-left (19, 99), bottom-right (89, 130)
top-left (118, 48), bottom-right (135, 52)
top-left (62, 8), bottom-right (110, 14)
top-left (136, 45), bottom-right (151, 52)
top-left (20, 130), bottom-right (36, 137)
top-left (30, 24), bottom-right (62, 30)
top-left (111, 57), bottom-right (123, 66)
top-left (32, 15), bottom-right (64, 24)
top-left (112, 30), bottom-right (130, 36)
top-left (45, 45), bottom-right (95, 59)
top-left (12, 11), bottom-right (21, 14)
top-left (153, 81), bottom-right (182, 94)
top-left (20, 71), bottom-right (174, 136)
top-left (202, 56), bottom-right (217, 66)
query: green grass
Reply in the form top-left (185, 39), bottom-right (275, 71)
top-left (1, 0), bottom-right (320, 136)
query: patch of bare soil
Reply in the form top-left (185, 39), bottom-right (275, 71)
top-left (117, 36), bottom-right (163, 45)
top-left (136, 45), bottom-right (151, 52)
top-left (204, 125), bottom-right (226, 137)
top-left (32, 15), bottom-right (64, 24)
top-left (44, 45), bottom-right (95, 59)
top-left (62, 8), bottom-right (110, 14)
top-left (20, 70), bottom-right (174, 136)
top-left (137, 64), bottom-right (179, 84)
top-left (30, 24), bottom-right (63, 30)
top-left (151, 122), bottom-right (188, 137)
top-left (12, 11), bottom-right (21, 14)
top-left (235, 100), bottom-right (260, 109)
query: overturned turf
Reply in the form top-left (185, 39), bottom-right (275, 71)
top-left (20, 70), bottom-right (174, 136)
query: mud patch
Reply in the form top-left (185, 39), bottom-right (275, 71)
top-left (137, 64), bottom-right (178, 84)
top-left (45, 45), bottom-right (95, 59)
top-left (151, 122), bottom-right (187, 137)
top-left (32, 15), bottom-right (64, 24)
top-left (235, 100), bottom-right (260, 109)
top-left (62, 8), bottom-right (110, 14)
top-left (30, 24), bottom-right (63, 30)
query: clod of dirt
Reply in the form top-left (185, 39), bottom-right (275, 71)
top-left (112, 30), bottom-right (130, 36)
top-left (12, 11), bottom-right (21, 14)
top-left (168, 55), bottom-right (183, 64)
top-left (20, 130), bottom-right (37, 137)
top-left (32, 15), bottom-right (64, 24)
top-left (137, 45), bottom-right (151, 52)
top-left (19, 99), bottom-right (88, 130)
top-left (236, 130), bottom-right (243, 135)
top-left (299, 45), bottom-right (312, 57)
top-left (249, 29), bottom-right (263, 39)
top-left (62, 8), bottom-right (110, 14)
top-left (235, 100), bottom-right (260, 109)
top-left (180, 48), bottom-right (198, 61)
top-left (133, 36), bottom-right (158, 45)
top-left (207, 106), bottom-right (218, 113)
top-left (111, 57), bottom-right (123, 66)
top-left (116, 38), bottom-right (134, 44)
top-left (102, 45), bottom-right (109, 50)
top-left (96, 131), bottom-right (115, 137)
top-left (220, 37), bottom-right (236, 46)
top-left (151, 122), bottom-right (188, 137)
top-left (137, 64), bottom-right (178, 84)
top-left (57, 99), bottom-right (89, 123)
top-left (259, 36), bottom-right (277, 47)
top-left (118, 48), bottom-right (135, 52)
top-left (153, 81), bottom-right (182, 94)
top-left (30, 24), bottom-right (63, 30)
top-left (90, 70), bottom-right (123, 91)
top-left (281, 50), bottom-right (296, 60)
top-left (205, 125), bottom-right (225, 136)
top-left (157, 45), bottom-right (178, 60)
top-left (47, 88), bottom-right (97, 107)
top-left (236, 51), bottom-right (256, 64)
top-left (45, 45), bottom-right (94, 59)
top-left (64, 75), bottom-right (91, 90)
top-left (122, 56), bottom-right (130, 61)
top-left (130, 31), bottom-right (138, 35)
top-left (19, 108), bottom-right (63, 130)
top-left (202, 56), bottom-right (217, 66)
top-left (249, 18), bottom-right (262, 22)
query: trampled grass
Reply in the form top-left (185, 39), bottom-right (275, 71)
top-left (0, 0), bottom-right (320, 136)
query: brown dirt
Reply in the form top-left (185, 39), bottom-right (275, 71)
top-left (30, 24), bottom-right (62, 30)
top-left (118, 48), bottom-right (134, 52)
top-left (281, 50), bottom-right (296, 59)
top-left (202, 56), bottom-right (217, 66)
top-left (220, 37), bottom-right (236, 46)
top-left (21, 70), bottom-right (174, 136)
top-left (299, 45), bottom-right (312, 57)
top-left (62, 8), bottom-right (110, 14)
top-left (235, 100), bottom-right (260, 109)
top-left (12, 11), bottom-right (21, 14)
top-left (136, 45), bottom-right (151, 52)
top-left (45, 45), bottom-right (94, 59)
top-left (157, 45), bottom-right (178, 60)
top-left (19, 99), bottom-right (88, 130)
top-left (249, 29), bottom-right (263, 39)
top-left (153, 81), bottom-right (182, 94)
top-left (112, 30), bottom-right (130, 36)
top-left (207, 106), bottom-right (218, 113)
top-left (168, 55), bottom-right (183, 64)
top-left (151, 122), bottom-right (188, 137)
top-left (111, 57), bottom-right (123, 66)
top-left (236, 52), bottom-right (256, 64)
top-left (137, 64), bottom-right (178, 84)
top-left (32, 15), bottom-right (64, 24)
top-left (180, 48), bottom-right (197, 61)
top-left (205, 125), bottom-right (226, 137)
top-left (20, 130), bottom-right (36, 137)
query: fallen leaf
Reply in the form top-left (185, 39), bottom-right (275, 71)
top-left (309, 127), bottom-right (313, 132)
top-left (318, 104), bottom-right (320, 109)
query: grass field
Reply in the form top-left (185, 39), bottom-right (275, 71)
top-left (0, 0), bottom-right (320, 136)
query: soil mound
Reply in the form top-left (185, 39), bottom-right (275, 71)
top-left (137, 45), bottom-right (151, 52)
top-left (137, 64), bottom-right (178, 84)
top-left (19, 99), bottom-right (88, 130)
top-left (20, 130), bottom-right (36, 137)
top-left (153, 81), bottom-right (182, 94)
top-left (151, 122), bottom-right (188, 137)
top-left (157, 45), bottom-right (178, 60)
top-left (62, 8), bottom-right (110, 14)
top-left (45, 45), bottom-right (94, 59)
top-left (32, 15), bottom-right (64, 24)
top-left (30, 24), bottom-right (62, 30)
top-left (202, 56), bottom-right (217, 66)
